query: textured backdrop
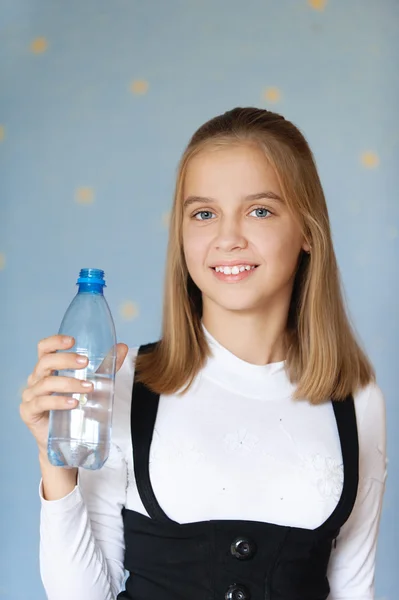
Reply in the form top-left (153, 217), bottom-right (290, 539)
top-left (0, 1), bottom-right (398, 598)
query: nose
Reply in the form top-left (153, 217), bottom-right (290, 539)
top-left (215, 216), bottom-right (248, 253)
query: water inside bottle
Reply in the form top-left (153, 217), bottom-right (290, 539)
top-left (48, 371), bottom-right (114, 470)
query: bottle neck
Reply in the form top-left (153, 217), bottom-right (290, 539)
top-left (77, 283), bottom-right (104, 295)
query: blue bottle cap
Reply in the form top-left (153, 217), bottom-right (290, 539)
top-left (76, 268), bottom-right (106, 286)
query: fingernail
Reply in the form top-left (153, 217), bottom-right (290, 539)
top-left (66, 398), bottom-right (77, 405)
top-left (76, 356), bottom-right (87, 364)
top-left (63, 336), bottom-right (72, 344)
top-left (81, 381), bottom-right (93, 388)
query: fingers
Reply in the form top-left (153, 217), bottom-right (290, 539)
top-left (27, 336), bottom-right (128, 398)
top-left (20, 394), bottom-right (79, 422)
top-left (30, 351), bottom-right (88, 386)
top-left (22, 375), bottom-right (93, 404)
top-left (37, 335), bottom-right (75, 360)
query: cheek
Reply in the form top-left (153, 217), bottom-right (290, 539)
top-left (183, 234), bottom-right (201, 277)
top-left (183, 224), bottom-right (212, 267)
top-left (255, 225), bottom-right (302, 268)
top-left (254, 228), bottom-right (288, 255)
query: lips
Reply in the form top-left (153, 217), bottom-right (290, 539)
top-left (209, 261), bottom-right (259, 268)
top-left (210, 263), bottom-right (259, 282)
top-left (213, 265), bottom-right (258, 275)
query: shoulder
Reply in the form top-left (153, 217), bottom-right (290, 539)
top-left (352, 380), bottom-right (385, 427)
top-left (352, 381), bottom-right (387, 483)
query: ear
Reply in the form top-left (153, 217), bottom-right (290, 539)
top-left (302, 240), bottom-right (311, 254)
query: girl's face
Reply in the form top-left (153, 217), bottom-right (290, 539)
top-left (182, 144), bottom-right (309, 317)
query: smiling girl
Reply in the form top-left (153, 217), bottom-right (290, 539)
top-left (21, 107), bottom-right (386, 600)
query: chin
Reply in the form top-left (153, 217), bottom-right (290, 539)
top-left (203, 289), bottom-right (266, 314)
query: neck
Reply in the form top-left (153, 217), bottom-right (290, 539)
top-left (202, 301), bottom-right (289, 366)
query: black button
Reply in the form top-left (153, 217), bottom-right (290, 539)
top-left (225, 583), bottom-right (251, 600)
top-left (230, 536), bottom-right (257, 560)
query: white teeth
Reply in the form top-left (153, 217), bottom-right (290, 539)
top-left (214, 265), bottom-right (256, 274)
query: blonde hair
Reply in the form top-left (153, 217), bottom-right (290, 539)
top-left (136, 107), bottom-right (374, 404)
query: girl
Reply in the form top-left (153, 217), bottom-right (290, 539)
top-left (21, 107), bottom-right (387, 600)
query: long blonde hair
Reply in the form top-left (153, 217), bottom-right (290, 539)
top-left (136, 107), bottom-right (374, 404)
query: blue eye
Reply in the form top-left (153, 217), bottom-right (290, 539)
top-left (249, 207), bottom-right (271, 218)
top-left (194, 210), bottom-right (215, 220)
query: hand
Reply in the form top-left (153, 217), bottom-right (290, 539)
top-left (20, 335), bottom-right (129, 455)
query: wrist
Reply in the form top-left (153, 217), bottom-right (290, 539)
top-left (39, 451), bottom-right (78, 477)
top-left (39, 451), bottom-right (78, 501)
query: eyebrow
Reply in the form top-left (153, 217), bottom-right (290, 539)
top-left (183, 191), bottom-right (283, 208)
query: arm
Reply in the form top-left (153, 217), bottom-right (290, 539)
top-left (327, 383), bottom-right (387, 600)
top-left (39, 440), bottom-right (127, 600)
top-left (38, 349), bottom-right (136, 600)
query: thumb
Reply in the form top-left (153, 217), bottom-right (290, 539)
top-left (96, 343), bottom-right (129, 375)
top-left (115, 343), bottom-right (129, 373)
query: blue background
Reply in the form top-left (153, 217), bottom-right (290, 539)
top-left (0, 1), bottom-right (398, 598)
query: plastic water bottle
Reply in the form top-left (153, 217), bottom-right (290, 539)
top-left (47, 268), bottom-right (117, 470)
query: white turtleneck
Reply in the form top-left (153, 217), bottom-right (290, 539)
top-left (39, 329), bottom-right (387, 600)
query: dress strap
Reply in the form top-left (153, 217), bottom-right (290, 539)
top-left (130, 343), bottom-right (177, 524)
top-left (318, 396), bottom-right (359, 533)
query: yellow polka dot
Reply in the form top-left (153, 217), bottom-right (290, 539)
top-left (0, 253), bottom-right (5, 270)
top-left (388, 226), bottom-right (398, 240)
top-left (75, 187), bottom-right (94, 204)
top-left (0, 125), bottom-right (5, 142)
top-left (360, 151), bottom-right (380, 169)
top-left (120, 301), bottom-right (139, 321)
top-left (30, 37), bottom-right (48, 54)
top-left (263, 87), bottom-right (281, 103)
top-left (162, 211), bottom-right (171, 228)
top-left (130, 80), bottom-right (149, 95)
top-left (308, 0), bottom-right (327, 10)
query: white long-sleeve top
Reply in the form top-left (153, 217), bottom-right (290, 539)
top-left (39, 329), bottom-right (387, 599)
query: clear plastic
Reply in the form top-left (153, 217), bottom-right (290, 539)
top-left (47, 269), bottom-right (117, 470)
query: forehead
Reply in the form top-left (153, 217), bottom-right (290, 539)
top-left (183, 144), bottom-right (281, 197)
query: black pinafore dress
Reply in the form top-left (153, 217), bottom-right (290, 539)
top-left (118, 344), bottom-right (359, 600)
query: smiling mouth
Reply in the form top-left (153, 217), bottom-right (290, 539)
top-left (211, 265), bottom-right (259, 275)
